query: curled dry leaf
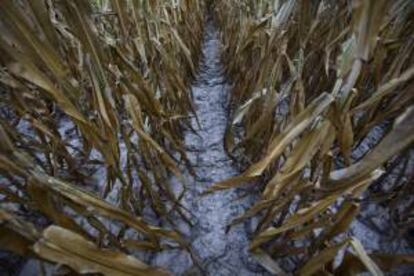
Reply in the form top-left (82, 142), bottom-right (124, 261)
top-left (33, 226), bottom-right (170, 276)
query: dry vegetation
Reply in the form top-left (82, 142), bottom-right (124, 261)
top-left (0, 0), bottom-right (204, 274)
top-left (0, 0), bottom-right (413, 275)
top-left (209, 0), bottom-right (414, 274)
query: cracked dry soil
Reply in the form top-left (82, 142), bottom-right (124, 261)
top-left (150, 19), bottom-right (269, 276)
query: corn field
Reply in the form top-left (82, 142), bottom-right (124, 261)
top-left (0, 0), bottom-right (413, 275)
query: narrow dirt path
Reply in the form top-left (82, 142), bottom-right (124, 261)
top-left (151, 19), bottom-right (267, 275)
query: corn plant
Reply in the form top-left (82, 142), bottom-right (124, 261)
top-left (0, 0), bottom-right (204, 274)
top-left (209, 0), bottom-right (414, 274)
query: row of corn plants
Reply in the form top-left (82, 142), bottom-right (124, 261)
top-left (210, 0), bottom-right (414, 274)
top-left (0, 0), bottom-right (204, 274)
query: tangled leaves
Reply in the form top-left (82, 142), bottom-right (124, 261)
top-left (212, 0), bottom-right (414, 274)
top-left (0, 0), bottom-right (204, 274)
top-left (1, 0), bottom-right (414, 275)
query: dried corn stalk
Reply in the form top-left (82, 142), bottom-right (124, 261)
top-left (211, 0), bottom-right (414, 274)
top-left (0, 0), bottom-right (204, 273)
